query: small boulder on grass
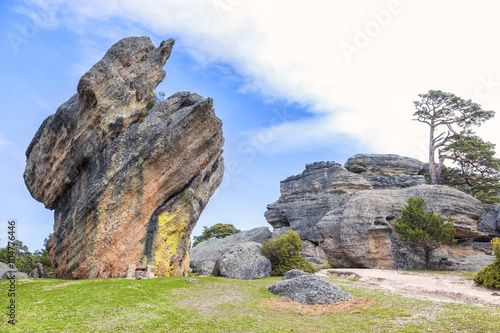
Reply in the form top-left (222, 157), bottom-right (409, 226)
top-left (266, 269), bottom-right (352, 305)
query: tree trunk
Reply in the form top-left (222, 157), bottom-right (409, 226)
top-left (424, 248), bottom-right (432, 269)
top-left (429, 126), bottom-right (438, 185)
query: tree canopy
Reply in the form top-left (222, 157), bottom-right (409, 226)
top-left (413, 90), bottom-right (499, 202)
top-left (192, 223), bottom-right (240, 247)
top-left (413, 90), bottom-right (495, 185)
top-left (394, 196), bottom-right (456, 269)
top-left (440, 136), bottom-right (500, 203)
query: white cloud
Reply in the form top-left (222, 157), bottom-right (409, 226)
top-left (16, 0), bottom-right (500, 158)
top-left (0, 135), bottom-right (12, 148)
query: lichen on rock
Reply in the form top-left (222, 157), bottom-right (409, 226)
top-left (24, 37), bottom-right (224, 279)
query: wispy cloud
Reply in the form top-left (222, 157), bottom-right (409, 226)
top-left (14, 0), bottom-right (500, 158)
top-left (0, 135), bottom-right (12, 148)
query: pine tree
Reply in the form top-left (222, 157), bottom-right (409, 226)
top-left (192, 223), bottom-right (240, 247)
top-left (394, 197), bottom-right (456, 269)
top-left (413, 90), bottom-right (495, 185)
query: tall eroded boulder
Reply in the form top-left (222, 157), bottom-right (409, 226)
top-left (24, 37), bottom-right (224, 279)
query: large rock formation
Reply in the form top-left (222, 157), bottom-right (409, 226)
top-left (265, 154), bottom-right (499, 270)
top-left (190, 227), bottom-right (271, 277)
top-left (24, 37), bottom-right (224, 279)
top-left (317, 185), bottom-right (490, 270)
top-left (264, 162), bottom-right (372, 257)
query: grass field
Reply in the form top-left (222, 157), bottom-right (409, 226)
top-left (1, 274), bottom-right (499, 332)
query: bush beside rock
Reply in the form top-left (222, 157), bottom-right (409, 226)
top-left (475, 238), bottom-right (500, 289)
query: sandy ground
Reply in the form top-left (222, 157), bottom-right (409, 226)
top-left (316, 269), bottom-right (500, 307)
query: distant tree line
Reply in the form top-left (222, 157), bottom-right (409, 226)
top-left (0, 236), bottom-right (52, 275)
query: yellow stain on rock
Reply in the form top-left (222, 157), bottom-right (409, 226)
top-left (154, 210), bottom-right (186, 277)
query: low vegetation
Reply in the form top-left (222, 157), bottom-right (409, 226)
top-left (1, 272), bottom-right (499, 332)
top-left (259, 230), bottom-right (316, 276)
top-left (474, 237), bottom-right (500, 289)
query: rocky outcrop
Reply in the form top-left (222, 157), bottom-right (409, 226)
top-left (266, 269), bottom-right (352, 304)
top-left (189, 227), bottom-right (271, 273)
top-left (265, 154), bottom-right (499, 270)
top-left (213, 242), bottom-right (271, 279)
top-left (0, 263), bottom-right (28, 280)
top-left (317, 185), bottom-right (491, 270)
top-left (344, 154), bottom-right (425, 189)
top-left (477, 206), bottom-right (500, 237)
top-left (264, 162), bottom-right (372, 248)
top-left (29, 263), bottom-right (48, 278)
top-left (24, 37), bottom-right (224, 279)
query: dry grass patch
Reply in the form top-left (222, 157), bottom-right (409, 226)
top-left (173, 282), bottom-right (247, 315)
top-left (263, 297), bottom-right (375, 315)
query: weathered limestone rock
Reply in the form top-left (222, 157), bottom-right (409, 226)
top-left (344, 154), bottom-right (425, 189)
top-left (24, 37), bottom-right (224, 279)
top-left (29, 263), bottom-right (48, 278)
top-left (266, 269), bottom-right (352, 304)
top-left (317, 185), bottom-right (490, 270)
top-left (266, 154), bottom-right (499, 270)
top-left (213, 242), bottom-right (271, 279)
top-left (189, 227), bottom-right (271, 274)
top-left (195, 260), bottom-right (216, 277)
top-left (0, 263), bottom-right (28, 280)
top-left (478, 205), bottom-right (500, 237)
top-left (264, 162), bottom-right (372, 250)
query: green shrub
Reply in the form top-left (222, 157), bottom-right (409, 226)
top-left (394, 196), bottom-right (456, 269)
top-left (474, 238), bottom-right (500, 289)
top-left (259, 230), bottom-right (316, 276)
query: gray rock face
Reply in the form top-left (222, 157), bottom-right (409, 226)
top-left (195, 260), bottom-right (216, 277)
top-left (189, 227), bottom-right (271, 273)
top-left (282, 269), bottom-right (310, 280)
top-left (213, 242), bottom-right (271, 279)
top-left (264, 162), bottom-right (372, 246)
top-left (24, 37), bottom-right (224, 279)
top-left (0, 262), bottom-right (28, 280)
top-left (478, 206), bottom-right (500, 237)
top-left (266, 270), bottom-right (352, 304)
top-left (317, 185), bottom-right (491, 270)
top-left (344, 154), bottom-right (425, 189)
top-left (29, 263), bottom-right (48, 278)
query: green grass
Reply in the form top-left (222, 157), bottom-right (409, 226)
top-left (0, 274), bottom-right (499, 332)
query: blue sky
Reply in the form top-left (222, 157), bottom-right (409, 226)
top-left (1, 0), bottom-right (500, 252)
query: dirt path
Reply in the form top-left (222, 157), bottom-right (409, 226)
top-left (317, 269), bottom-right (500, 307)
